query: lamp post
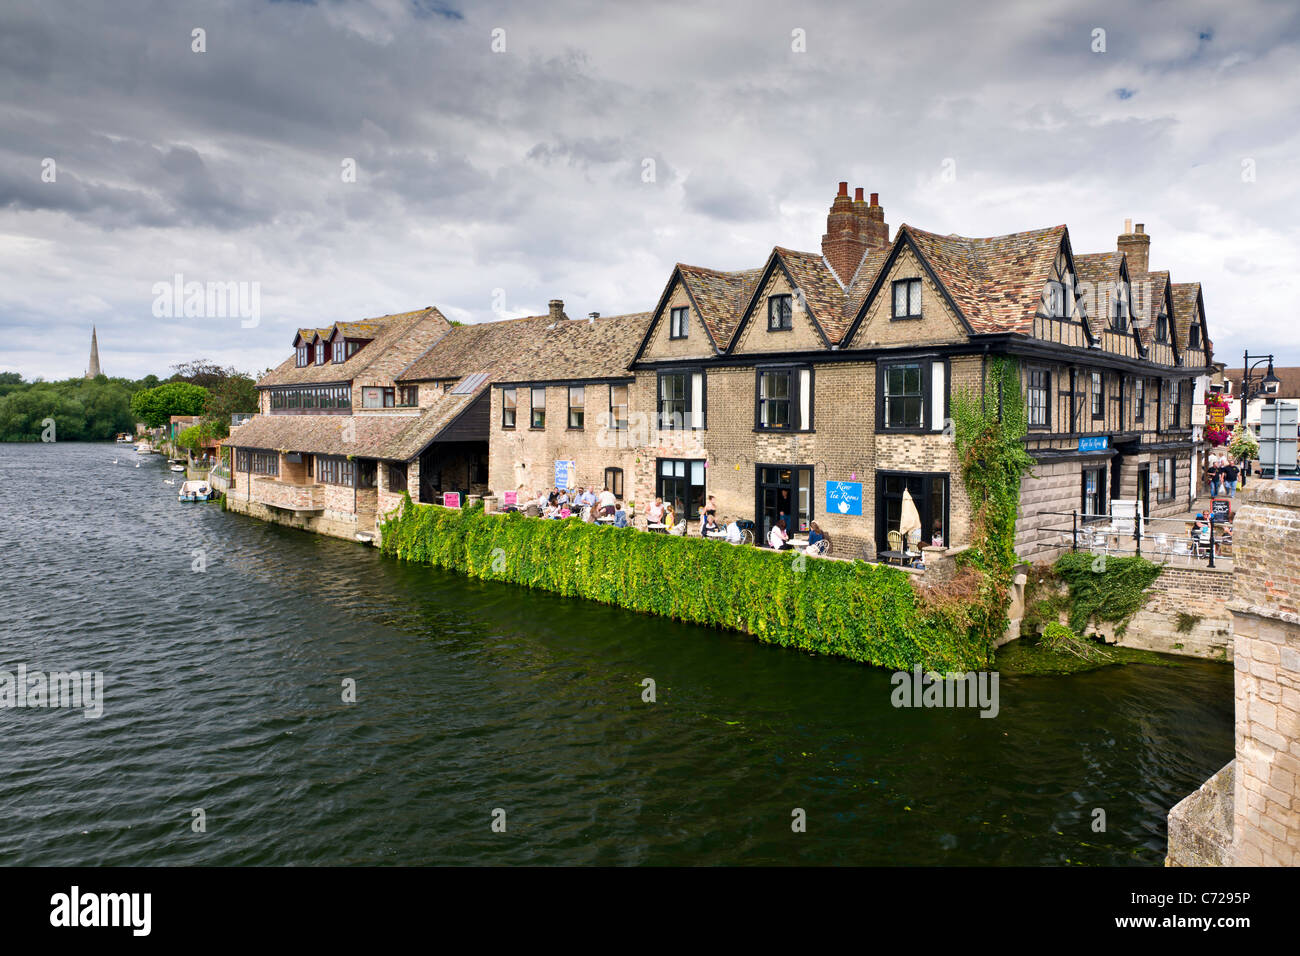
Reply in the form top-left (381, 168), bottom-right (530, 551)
top-left (1239, 350), bottom-right (1282, 479)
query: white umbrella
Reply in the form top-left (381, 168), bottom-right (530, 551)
top-left (898, 487), bottom-right (922, 550)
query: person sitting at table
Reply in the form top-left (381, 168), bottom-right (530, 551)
top-left (613, 502), bottom-right (630, 528)
top-left (543, 501), bottom-right (562, 519)
top-left (701, 512), bottom-right (720, 536)
top-left (768, 518), bottom-right (790, 551)
top-left (663, 501), bottom-right (677, 529)
top-left (598, 486), bottom-right (617, 516)
top-left (725, 516), bottom-right (743, 544)
top-left (807, 521), bottom-right (829, 550)
top-left (647, 497), bottom-right (665, 525)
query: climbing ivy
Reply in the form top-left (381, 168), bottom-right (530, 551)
top-left (1051, 552), bottom-right (1163, 636)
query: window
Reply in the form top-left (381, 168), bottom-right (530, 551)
top-left (1158, 457), bottom-right (1175, 501)
top-left (296, 345), bottom-right (309, 367)
top-left (892, 278), bottom-right (922, 319)
top-left (1135, 377), bottom-right (1145, 422)
top-left (1027, 368), bottom-right (1050, 428)
top-left (1091, 371), bottom-right (1103, 419)
top-left (609, 385), bottom-right (628, 430)
top-left (1189, 321), bottom-right (1201, 349)
top-left (356, 460), bottom-right (376, 489)
top-left (757, 370), bottom-right (791, 429)
top-left (268, 385), bottom-right (351, 412)
top-left (659, 372), bottom-right (687, 429)
top-left (315, 342), bottom-right (325, 365)
top-left (1156, 311), bottom-right (1169, 343)
top-left (884, 363), bottom-right (924, 428)
top-left (876, 472), bottom-right (948, 551)
top-left (568, 386), bottom-right (585, 429)
top-left (657, 458), bottom-right (706, 520)
top-left (604, 467), bottom-right (624, 499)
top-left (317, 455), bottom-right (354, 487)
top-left (1044, 249), bottom-right (1076, 320)
top-left (669, 306), bottom-right (688, 339)
top-left (332, 340), bottom-right (345, 364)
top-left (1169, 380), bottom-right (1182, 428)
top-left (502, 388), bottom-right (517, 428)
top-left (397, 386), bottom-right (418, 407)
top-left (1112, 281), bottom-right (1130, 332)
top-left (530, 387), bottom-right (546, 429)
top-left (363, 387), bottom-right (396, 409)
top-left (768, 294), bottom-right (793, 331)
top-left (346, 340), bottom-right (363, 358)
top-left (758, 465), bottom-right (814, 538)
top-left (1081, 466), bottom-right (1107, 519)
top-left (236, 449), bottom-right (279, 476)
top-left (386, 462), bottom-right (407, 492)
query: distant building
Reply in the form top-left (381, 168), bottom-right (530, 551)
top-left (85, 326), bottom-right (101, 378)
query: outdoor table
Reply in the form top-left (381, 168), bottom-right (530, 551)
top-left (706, 530), bottom-right (728, 539)
top-left (879, 549), bottom-right (920, 567)
top-left (596, 516), bottom-right (615, 524)
top-left (646, 522), bottom-right (667, 533)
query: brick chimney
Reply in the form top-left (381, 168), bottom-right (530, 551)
top-left (862, 191), bottom-right (889, 252)
top-left (822, 182), bottom-right (866, 283)
top-left (1117, 220), bottom-right (1150, 275)
top-left (548, 299), bottom-right (565, 321)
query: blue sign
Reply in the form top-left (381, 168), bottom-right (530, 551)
top-left (1078, 436), bottom-right (1109, 453)
top-left (554, 459), bottom-right (575, 489)
top-left (826, 480), bottom-right (863, 517)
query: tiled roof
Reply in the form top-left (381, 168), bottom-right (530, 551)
top-left (228, 412), bottom-right (419, 459)
top-left (384, 390), bottom-right (488, 461)
top-left (902, 224), bottom-right (1066, 335)
top-left (842, 247), bottom-right (892, 328)
top-left (1130, 270), bottom-right (1170, 351)
top-left (493, 312), bottom-right (653, 382)
top-left (772, 247), bottom-right (847, 343)
top-left (1074, 251), bottom-right (1124, 340)
top-left (398, 314), bottom-right (554, 382)
top-left (261, 308), bottom-right (447, 387)
top-left (676, 264), bottom-right (764, 348)
top-left (1170, 282), bottom-right (1202, 352)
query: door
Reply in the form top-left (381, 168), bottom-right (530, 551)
top-left (756, 465), bottom-right (813, 542)
top-left (1136, 464), bottom-right (1150, 521)
top-left (419, 449), bottom-right (441, 504)
top-left (1110, 454), bottom-right (1123, 505)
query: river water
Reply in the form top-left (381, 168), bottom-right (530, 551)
top-left (0, 442), bottom-right (1234, 865)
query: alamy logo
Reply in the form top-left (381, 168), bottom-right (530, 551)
top-left (151, 273), bottom-right (261, 328)
top-left (890, 665), bottom-right (999, 718)
top-left (0, 665), bottom-right (103, 719)
top-left (50, 886), bottom-right (151, 936)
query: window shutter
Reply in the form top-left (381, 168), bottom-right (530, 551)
top-left (930, 361), bottom-right (945, 431)
top-left (691, 373), bottom-right (704, 429)
top-left (799, 369), bottom-right (811, 430)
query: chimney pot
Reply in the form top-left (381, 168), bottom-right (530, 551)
top-left (870, 192), bottom-right (879, 206)
top-left (837, 181), bottom-right (848, 197)
top-left (854, 187), bottom-right (864, 202)
top-left (1124, 217), bottom-right (1132, 233)
top-left (1136, 223), bottom-right (1145, 234)
top-left (548, 299), bottom-right (565, 321)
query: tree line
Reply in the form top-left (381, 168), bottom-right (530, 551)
top-left (0, 360), bottom-right (261, 442)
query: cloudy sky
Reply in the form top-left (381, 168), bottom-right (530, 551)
top-left (2, 0), bottom-right (1299, 380)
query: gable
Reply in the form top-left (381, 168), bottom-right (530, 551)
top-left (843, 244), bottom-right (968, 349)
top-left (729, 261), bottom-right (828, 355)
top-left (637, 275), bottom-right (721, 361)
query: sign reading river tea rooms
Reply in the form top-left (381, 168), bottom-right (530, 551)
top-left (826, 481), bottom-right (863, 516)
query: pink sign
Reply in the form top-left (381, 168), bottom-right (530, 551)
top-left (443, 492), bottom-right (461, 508)
top-left (503, 491), bottom-right (518, 506)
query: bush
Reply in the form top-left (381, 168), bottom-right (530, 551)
top-left (381, 499), bottom-right (994, 672)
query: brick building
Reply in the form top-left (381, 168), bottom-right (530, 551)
top-left (228, 183), bottom-right (1213, 559)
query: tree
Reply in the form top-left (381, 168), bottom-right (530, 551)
top-left (130, 382), bottom-right (210, 429)
top-left (202, 372), bottom-right (259, 438)
top-left (171, 359), bottom-right (233, 390)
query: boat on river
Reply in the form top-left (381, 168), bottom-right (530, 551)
top-left (169, 463), bottom-right (186, 473)
top-left (178, 480), bottom-right (214, 502)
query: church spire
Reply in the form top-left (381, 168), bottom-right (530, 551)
top-left (86, 326), bottom-right (101, 378)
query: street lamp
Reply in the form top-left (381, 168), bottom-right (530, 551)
top-left (1239, 350), bottom-right (1280, 428)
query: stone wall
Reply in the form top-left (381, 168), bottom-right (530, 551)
top-left (1118, 564), bottom-right (1234, 660)
top-left (1166, 478), bottom-right (1300, 866)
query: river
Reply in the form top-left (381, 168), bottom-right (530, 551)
top-left (0, 442), bottom-right (1234, 865)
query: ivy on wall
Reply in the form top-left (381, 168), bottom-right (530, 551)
top-left (381, 499), bottom-right (993, 672)
top-left (1024, 553), bottom-right (1163, 638)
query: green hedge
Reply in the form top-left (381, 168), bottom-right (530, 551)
top-left (380, 498), bottom-right (994, 672)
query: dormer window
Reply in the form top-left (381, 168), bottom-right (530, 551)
top-left (1045, 250), bottom-right (1076, 320)
top-left (669, 307), bottom-right (688, 340)
top-left (892, 279), bottom-right (921, 319)
top-left (296, 345), bottom-right (309, 367)
top-left (1156, 312), bottom-right (1169, 343)
top-left (314, 343), bottom-right (325, 365)
top-left (1112, 282), bottom-right (1130, 332)
top-left (1189, 321), bottom-right (1201, 349)
top-left (767, 294), bottom-right (793, 331)
top-left (346, 341), bottom-right (363, 358)
top-left (332, 340), bottom-right (345, 363)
